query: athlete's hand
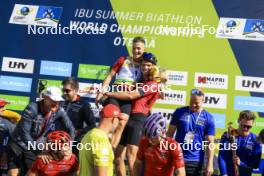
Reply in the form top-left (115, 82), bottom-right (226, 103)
top-left (95, 92), bottom-right (103, 107)
top-left (205, 163), bottom-right (213, 176)
top-left (233, 155), bottom-right (241, 166)
top-left (38, 153), bottom-right (52, 164)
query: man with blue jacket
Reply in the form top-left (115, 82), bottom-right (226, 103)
top-left (7, 86), bottom-right (75, 176)
top-left (218, 110), bottom-right (262, 176)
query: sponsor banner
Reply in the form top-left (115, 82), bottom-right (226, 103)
top-left (1, 57), bottom-right (34, 74)
top-left (166, 70), bottom-right (188, 86)
top-left (216, 18), bottom-right (246, 39)
top-left (34, 6), bottom-right (63, 27)
top-left (194, 72), bottom-right (228, 89)
top-left (235, 76), bottom-right (264, 93)
top-left (157, 90), bottom-right (186, 105)
top-left (40, 61), bottom-right (72, 77)
top-left (256, 122), bottom-right (264, 127)
top-left (243, 19), bottom-right (264, 41)
top-left (0, 94), bottom-right (29, 111)
top-left (78, 82), bottom-right (101, 98)
top-left (203, 93), bottom-right (227, 109)
top-left (0, 75), bottom-right (32, 92)
top-left (151, 108), bottom-right (175, 123)
top-left (78, 64), bottom-right (109, 80)
top-left (9, 4), bottom-right (38, 25)
top-left (216, 17), bottom-right (264, 41)
top-left (211, 113), bottom-right (226, 129)
top-left (37, 79), bottom-right (62, 94)
top-left (234, 96), bottom-right (264, 112)
top-left (9, 4), bottom-right (62, 27)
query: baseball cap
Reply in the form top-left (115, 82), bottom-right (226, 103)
top-left (101, 104), bottom-right (122, 120)
top-left (0, 99), bottom-right (9, 108)
top-left (42, 86), bottom-right (64, 102)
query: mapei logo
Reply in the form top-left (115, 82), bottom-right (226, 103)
top-left (235, 76), bottom-right (264, 93)
top-left (157, 90), bottom-right (186, 105)
top-left (2, 57), bottom-right (34, 74)
top-left (195, 72), bottom-right (228, 89)
top-left (203, 93), bottom-right (227, 109)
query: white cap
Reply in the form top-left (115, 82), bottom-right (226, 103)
top-left (42, 86), bottom-right (64, 101)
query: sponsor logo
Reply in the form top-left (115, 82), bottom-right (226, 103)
top-left (0, 94), bottom-right (29, 111)
top-left (37, 79), bottom-right (62, 94)
top-left (216, 18), bottom-right (246, 38)
top-left (216, 17), bottom-right (264, 41)
top-left (0, 76), bottom-right (32, 92)
top-left (34, 6), bottom-right (63, 27)
top-left (9, 4), bottom-right (38, 25)
top-left (234, 96), bottom-right (264, 112)
top-left (166, 70), bottom-right (188, 86)
top-left (40, 61), bottom-right (72, 77)
top-left (78, 64), bottom-right (109, 80)
top-left (235, 76), bottom-right (264, 93)
top-left (211, 113), bottom-right (226, 129)
top-left (78, 83), bottom-right (100, 98)
top-left (2, 57), bottom-right (34, 74)
top-left (203, 93), bottom-right (227, 109)
top-left (151, 108), bottom-right (175, 122)
top-left (243, 19), bottom-right (264, 41)
top-left (256, 122), bottom-right (264, 127)
top-left (194, 72), bottom-right (228, 89)
top-left (9, 4), bottom-right (62, 27)
top-left (157, 90), bottom-right (186, 105)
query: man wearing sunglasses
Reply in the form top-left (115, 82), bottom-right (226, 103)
top-left (7, 86), bottom-right (75, 176)
top-left (167, 89), bottom-right (215, 176)
top-left (95, 36), bottom-right (146, 149)
top-left (218, 110), bottom-right (262, 176)
top-left (61, 77), bottom-right (96, 154)
top-left (258, 129), bottom-right (264, 176)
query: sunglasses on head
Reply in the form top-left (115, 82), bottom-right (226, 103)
top-left (62, 88), bottom-right (72, 94)
top-left (191, 89), bottom-right (204, 96)
top-left (142, 52), bottom-right (157, 65)
top-left (240, 124), bottom-right (252, 129)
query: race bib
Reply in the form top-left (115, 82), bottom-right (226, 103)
top-left (184, 131), bottom-right (195, 144)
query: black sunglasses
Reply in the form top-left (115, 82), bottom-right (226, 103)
top-left (62, 88), bottom-right (72, 94)
top-left (241, 124), bottom-right (252, 130)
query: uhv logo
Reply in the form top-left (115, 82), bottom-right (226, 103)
top-left (2, 57), bottom-right (34, 74)
top-left (203, 93), bottom-right (227, 109)
top-left (9, 61), bottom-right (28, 69)
top-left (242, 80), bottom-right (262, 88)
top-left (236, 76), bottom-right (264, 93)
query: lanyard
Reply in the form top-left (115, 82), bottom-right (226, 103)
top-left (38, 112), bottom-right (52, 138)
top-left (187, 110), bottom-right (203, 132)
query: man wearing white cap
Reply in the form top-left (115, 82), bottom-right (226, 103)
top-left (7, 86), bottom-right (75, 176)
